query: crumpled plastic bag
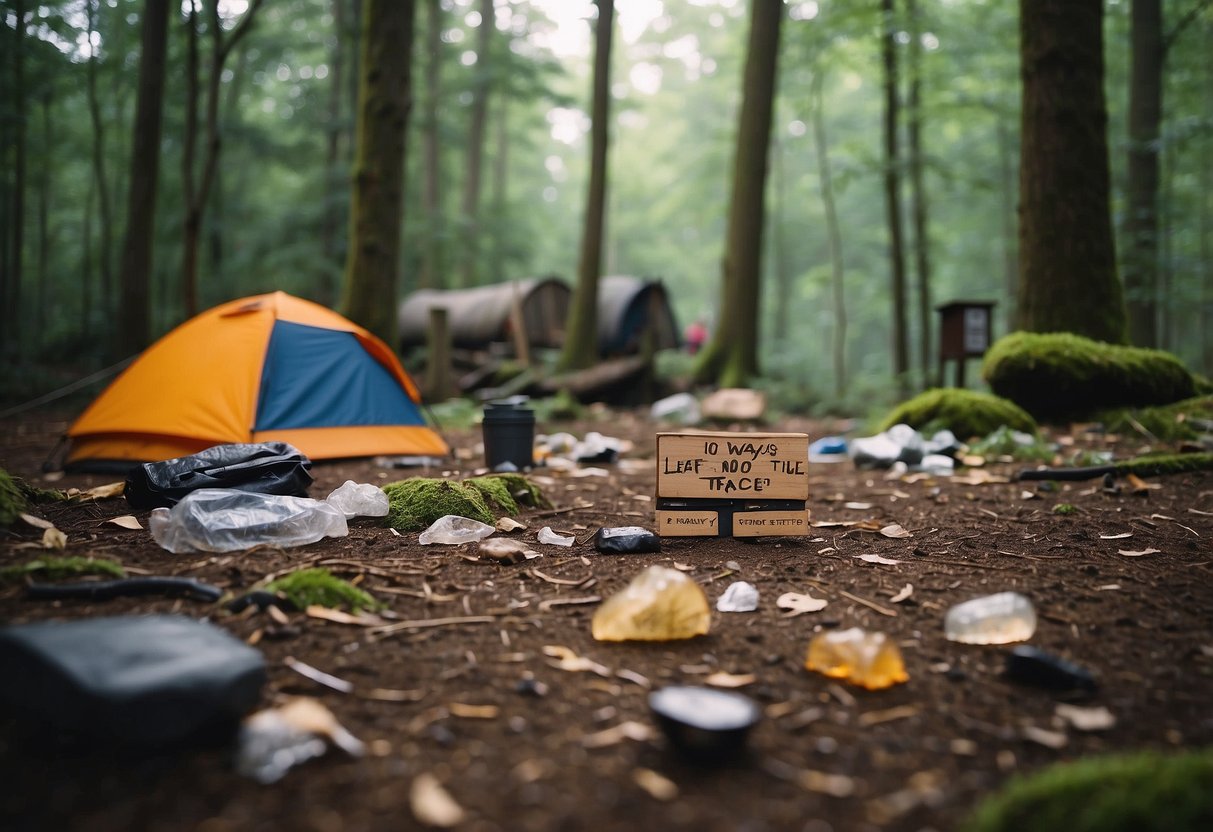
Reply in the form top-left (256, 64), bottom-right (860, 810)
top-left (125, 442), bottom-right (313, 510)
top-left (850, 424), bottom-right (960, 470)
top-left (149, 488), bottom-right (348, 554)
top-left (325, 480), bottom-right (389, 518)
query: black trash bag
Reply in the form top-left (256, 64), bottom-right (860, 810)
top-left (594, 526), bottom-right (662, 554)
top-left (0, 615), bottom-right (266, 746)
top-left (125, 441), bottom-right (313, 510)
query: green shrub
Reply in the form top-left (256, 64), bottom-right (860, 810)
top-left (878, 388), bottom-right (1037, 440)
top-left (982, 332), bottom-right (1197, 421)
top-left (965, 749), bottom-right (1213, 832)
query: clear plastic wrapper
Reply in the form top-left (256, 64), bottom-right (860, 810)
top-left (418, 515), bottom-right (495, 545)
top-left (325, 480), bottom-right (389, 518)
top-left (149, 488), bottom-right (348, 554)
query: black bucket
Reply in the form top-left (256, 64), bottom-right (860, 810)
top-left (482, 397), bottom-right (535, 470)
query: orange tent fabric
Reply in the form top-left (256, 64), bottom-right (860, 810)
top-left (66, 292), bottom-right (448, 468)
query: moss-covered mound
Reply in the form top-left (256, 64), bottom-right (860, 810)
top-left (982, 332), bottom-right (1197, 421)
top-left (878, 388), bottom-right (1037, 439)
top-left (465, 473), bottom-right (551, 515)
top-left (1096, 394), bottom-right (1213, 442)
top-left (382, 474), bottom-right (550, 532)
top-left (0, 556), bottom-right (126, 584)
top-left (265, 567), bottom-right (381, 612)
top-left (965, 749), bottom-right (1213, 832)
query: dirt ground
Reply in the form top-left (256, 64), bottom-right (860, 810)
top-left (1, 408), bottom-right (1211, 832)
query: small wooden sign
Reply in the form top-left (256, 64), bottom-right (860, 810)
top-left (655, 432), bottom-right (809, 537)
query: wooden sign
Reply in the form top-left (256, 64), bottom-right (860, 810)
top-left (655, 432), bottom-right (809, 537)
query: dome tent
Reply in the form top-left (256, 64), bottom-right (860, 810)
top-left (63, 292), bottom-right (448, 471)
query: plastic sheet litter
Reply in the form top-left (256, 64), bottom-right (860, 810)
top-left (1004, 646), bottom-right (1097, 692)
top-left (944, 591), bottom-right (1036, 645)
top-left (593, 526), bottom-right (661, 554)
top-left (325, 480), bottom-right (389, 518)
top-left (537, 526), bottom-right (575, 546)
top-left (716, 581), bottom-right (759, 613)
top-left (237, 697), bottom-right (365, 784)
top-left (149, 489), bottom-right (348, 554)
top-left (125, 442), bottom-right (313, 510)
top-left (418, 515), bottom-right (496, 545)
top-left (849, 424), bottom-right (960, 471)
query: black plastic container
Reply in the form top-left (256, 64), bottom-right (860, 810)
top-left (482, 397), bottom-right (535, 470)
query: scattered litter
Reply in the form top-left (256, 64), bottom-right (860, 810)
top-left (804, 627), bottom-right (908, 690)
top-left (418, 515), bottom-right (495, 545)
top-left (1118, 547), bottom-right (1161, 557)
top-left (537, 526), bottom-right (575, 546)
top-left (374, 455), bottom-right (444, 469)
top-left (495, 517), bottom-right (527, 532)
top-left (581, 720), bottom-right (654, 749)
top-left (1055, 703), bottom-right (1115, 732)
top-left (410, 773), bottom-right (466, 828)
top-left (649, 686), bottom-right (761, 763)
top-left (808, 436), bottom-right (848, 463)
top-left (149, 489), bottom-right (348, 554)
top-left (237, 697), bottom-right (364, 784)
top-left (125, 441), bottom-right (313, 510)
top-left (1004, 646), bottom-right (1097, 692)
top-left (850, 424), bottom-right (958, 470)
top-left (592, 566), bottom-right (711, 642)
top-left (705, 671), bottom-right (757, 688)
top-left (650, 392), bottom-right (701, 425)
top-left (40, 527), bottom-right (67, 550)
top-left (716, 581), bottom-right (759, 612)
top-left (594, 526), bottom-right (661, 554)
top-left (944, 591), bottom-right (1036, 645)
top-left (478, 538), bottom-right (540, 563)
top-left (777, 591), bottom-right (828, 617)
top-left (890, 584), bottom-right (914, 603)
top-left (325, 480), bottom-right (389, 518)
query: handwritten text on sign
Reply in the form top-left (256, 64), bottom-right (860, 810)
top-left (656, 433), bottom-right (809, 500)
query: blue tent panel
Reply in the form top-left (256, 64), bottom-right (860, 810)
top-left (255, 321), bottom-right (425, 431)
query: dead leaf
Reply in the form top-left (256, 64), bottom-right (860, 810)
top-left (633, 768), bottom-right (678, 801)
top-left (41, 527), bottom-right (67, 550)
top-left (777, 592), bottom-right (828, 617)
top-left (844, 501), bottom-right (873, 510)
top-left (581, 721), bottom-right (653, 749)
top-left (1125, 473), bottom-right (1158, 494)
top-left (1118, 547), bottom-right (1161, 557)
top-left (448, 702), bottom-right (500, 719)
top-left (1055, 704), bottom-right (1115, 732)
top-left (890, 584), bottom-right (913, 603)
top-left (107, 515), bottom-right (143, 530)
top-left (1099, 532), bottom-right (1132, 540)
top-left (880, 523), bottom-right (912, 539)
top-left (410, 773), bottom-right (465, 828)
top-left (1021, 725), bottom-right (1068, 749)
top-left (543, 645), bottom-right (611, 677)
top-left (495, 517), bottom-right (527, 532)
top-left (705, 671), bottom-right (756, 688)
top-left (855, 553), bottom-right (901, 565)
top-left (79, 482), bottom-right (125, 500)
top-left (20, 513), bottom-right (54, 530)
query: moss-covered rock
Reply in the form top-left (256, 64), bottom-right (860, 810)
top-left (0, 556), bottom-right (126, 584)
top-left (383, 478), bottom-right (495, 531)
top-left (982, 332), bottom-right (1197, 421)
top-left (877, 388), bottom-right (1037, 439)
top-left (965, 749), bottom-right (1213, 832)
top-left (466, 473), bottom-right (551, 514)
top-left (1096, 394), bottom-right (1213, 442)
top-left (265, 567), bottom-right (381, 612)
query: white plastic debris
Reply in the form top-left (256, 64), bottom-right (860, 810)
top-left (418, 515), bottom-right (496, 545)
top-left (650, 392), bottom-right (701, 425)
top-left (236, 697), bottom-right (365, 784)
top-left (325, 480), bottom-right (390, 518)
top-left (148, 488), bottom-right (348, 554)
top-left (537, 526), bottom-right (575, 547)
top-left (716, 581), bottom-right (759, 613)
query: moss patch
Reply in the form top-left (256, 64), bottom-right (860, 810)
top-left (1113, 452), bottom-right (1213, 477)
top-left (1052, 503), bottom-right (1076, 515)
top-left (265, 567), bottom-right (381, 612)
top-left (466, 473), bottom-right (551, 514)
top-left (383, 475), bottom-right (550, 532)
top-left (965, 749), bottom-right (1213, 832)
top-left (878, 388), bottom-right (1037, 439)
top-left (0, 556), bottom-right (126, 584)
top-left (1096, 394), bottom-right (1213, 442)
top-left (982, 332), bottom-right (1197, 422)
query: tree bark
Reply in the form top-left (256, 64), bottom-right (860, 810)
top-left (770, 133), bottom-right (789, 348)
top-left (907, 0), bottom-right (932, 387)
top-left (86, 0), bottom-right (114, 327)
top-left (340, 0), bottom-right (416, 346)
top-left (419, 0), bottom-right (444, 290)
top-left (321, 0), bottom-right (348, 302)
top-left (558, 0), bottom-right (614, 373)
top-left (692, 0), bottom-right (782, 388)
top-left (997, 117), bottom-right (1018, 331)
top-left (881, 0), bottom-right (910, 395)
top-left (6, 0), bottom-right (28, 357)
top-left (36, 90), bottom-right (52, 344)
top-left (1017, 0), bottom-right (1126, 343)
top-left (458, 0), bottom-right (494, 288)
top-left (811, 71), bottom-right (847, 400)
top-left (116, 0), bottom-right (171, 357)
top-left (1123, 0), bottom-right (1162, 347)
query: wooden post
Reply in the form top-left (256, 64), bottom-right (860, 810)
top-left (425, 306), bottom-right (456, 401)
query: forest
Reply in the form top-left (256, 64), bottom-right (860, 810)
top-left (0, 0), bottom-right (1211, 412)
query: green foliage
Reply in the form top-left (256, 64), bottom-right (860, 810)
top-left (0, 469), bottom-right (29, 527)
top-left (531, 390), bottom-right (585, 422)
top-left (0, 556), bottom-right (126, 584)
top-left (427, 398), bottom-right (483, 431)
top-left (383, 477), bottom-right (495, 531)
top-left (964, 749), bottom-right (1213, 832)
top-left (982, 332), bottom-right (1198, 421)
top-left (1096, 395), bottom-right (1213, 442)
top-left (1052, 503), bottom-right (1076, 515)
top-left (265, 567), bottom-right (381, 612)
top-left (877, 388), bottom-right (1036, 439)
top-left (969, 425), bottom-right (1055, 462)
top-left (466, 473), bottom-right (551, 515)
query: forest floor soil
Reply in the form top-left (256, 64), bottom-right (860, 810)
top-left (1, 407), bottom-right (1211, 832)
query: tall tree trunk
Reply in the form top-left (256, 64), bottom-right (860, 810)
top-left (770, 133), bottom-right (790, 348)
top-left (86, 0), bottom-right (114, 327)
top-left (340, 0), bottom-right (416, 345)
top-left (81, 176), bottom-right (95, 337)
top-left (692, 0), bottom-right (782, 388)
top-left (36, 90), bottom-right (52, 346)
top-left (881, 0), bottom-right (910, 396)
top-left (6, 0), bottom-right (28, 358)
top-left (322, 0), bottom-right (348, 302)
top-left (116, 0), bottom-right (171, 357)
top-left (1203, 35), bottom-right (1213, 374)
top-left (997, 117), bottom-right (1018, 331)
top-left (811, 70), bottom-right (847, 400)
top-left (459, 0), bottom-right (494, 288)
top-left (1018, 0), bottom-right (1125, 343)
top-left (491, 94), bottom-right (509, 272)
top-left (1124, 0), bottom-right (1162, 347)
top-left (419, 0), bottom-right (444, 290)
top-left (907, 0), bottom-right (932, 387)
top-left (558, 0), bottom-right (614, 373)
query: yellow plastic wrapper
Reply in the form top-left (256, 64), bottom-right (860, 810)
top-left (805, 627), bottom-right (908, 690)
top-left (592, 566), bottom-right (710, 642)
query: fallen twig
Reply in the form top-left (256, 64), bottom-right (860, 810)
top-left (368, 615), bottom-right (497, 637)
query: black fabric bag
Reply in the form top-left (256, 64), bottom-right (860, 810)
top-left (124, 441), bottom-right (313, 510)
top-left (0, 615), bottom-right (266, 746)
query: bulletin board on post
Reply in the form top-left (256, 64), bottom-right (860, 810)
top-left (654, 432), bottom-right (810, 537)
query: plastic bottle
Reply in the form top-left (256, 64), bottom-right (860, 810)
top-left (943, 591), bottom-right (1036, 645)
